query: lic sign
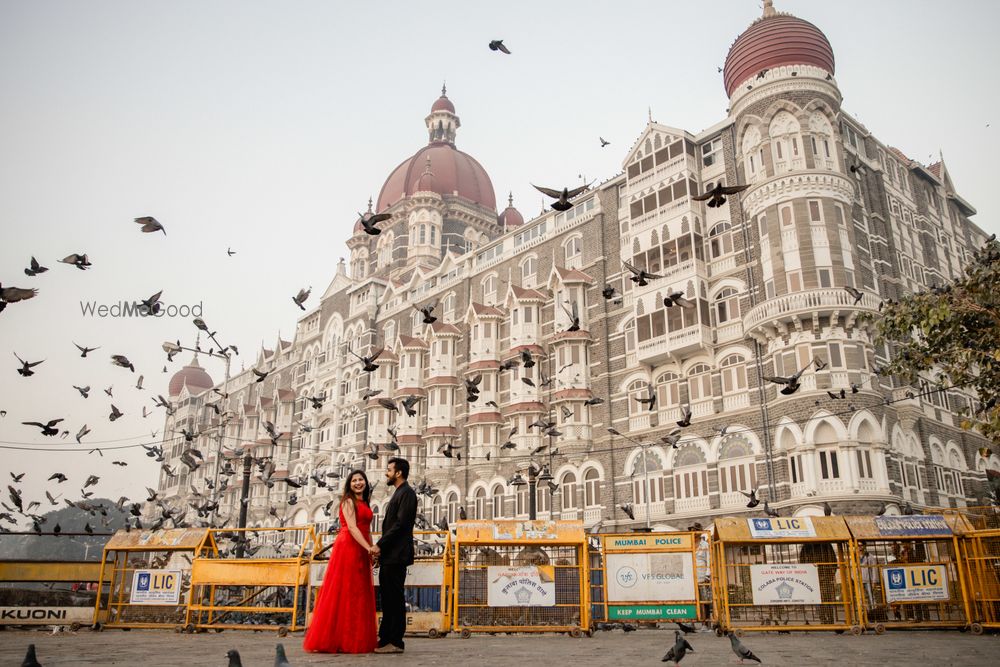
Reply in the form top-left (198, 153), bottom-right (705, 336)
top-left (882, 565), bottom-right (949, 603)
top-left (130, 569), bottom-right (182, 605)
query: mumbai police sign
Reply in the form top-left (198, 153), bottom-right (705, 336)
top-left (882, 564), bottom-right (949, 602)
top-left (750, 564), bottom-right (822, 605)
top-left (487, 566), bottom-right (556, 607)
top-left (130, 569), bottom-right (181, 605)
top-left (606, 534), bottom-right (693, 551)
top-left (747, 517), bottom-right (817, 539)
top-left (606, 553), bottom-right (696, 603)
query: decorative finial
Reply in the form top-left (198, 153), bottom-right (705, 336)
top-left (508, 192), bottom-right (514, 207)
top-left (763, 0), bottom-right (776, 17)
top-left (424, 155), bottom-right (433, 173)
top-left (648, 106), bottom-right (653, 123)
top-left (366, 197), bottom-right (373, 213)
top-left (442, 81), bottom-right (447, 97)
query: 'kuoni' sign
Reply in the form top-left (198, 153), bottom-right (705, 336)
top-left (606, 553), bottom-right (696, 603)
top-left (487, 566), bottom-right (555, 607)
top-left (750, 564), bottom-right (822, 605)
top-left (747, 517), bottom-right (817, 539)
top-left (882, 564), bottom-right (949, 602)
top-left (874, 515), bottom-right (952, 536)
top-left (130, 569), bottom-right (181, 605)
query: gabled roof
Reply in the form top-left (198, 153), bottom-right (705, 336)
top-left (622, 122), bottom-right (693, 168)
top-left (430, 321), bottom-right (462, 336)
top-left (398, 334), bottom-right (429, 349)
top-left (552, 266), bottom-right (595, 285)
top-left (508, 284), bottom-right (548, 302)
top-left (469, 302), bottom-right (505, 318)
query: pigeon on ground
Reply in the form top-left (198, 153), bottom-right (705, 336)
top-left (728, 631), bottom-right (762, 664)
top-left (21, 643), bottom-right (42, 667)
top-left (661, 630), bottom-right (694, 664)
top-left (226, 649), bottom-right (243, 667)
top-left (274, 643), bottom-right (293, 667)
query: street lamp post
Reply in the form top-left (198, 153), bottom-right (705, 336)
top-left (608, 428), bottom-right (653, 532)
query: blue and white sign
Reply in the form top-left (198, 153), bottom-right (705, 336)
top-left (747, 517), bottom-right (817, 539)
top-left (130, 569), bottom-right (181, 605)
top-left (605, 553), bottom-right (696, 603)
top-left (750, 564), bottom-right (822, 605)
top-left (882, 564), bottom-right (949, 602)
top-left (874, 515), bottom-right (952, 536)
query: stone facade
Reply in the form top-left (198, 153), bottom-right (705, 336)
top-left (154, 6), bottom-right (998, 535)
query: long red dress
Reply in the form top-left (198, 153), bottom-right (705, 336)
top-left (303, 500), bottom-right (377, 654)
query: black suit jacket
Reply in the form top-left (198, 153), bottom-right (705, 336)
top-left (376, 481), bottom-right (417, 566)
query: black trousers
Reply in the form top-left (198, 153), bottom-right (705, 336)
top-left (378, 563), bottom-right (407, 648)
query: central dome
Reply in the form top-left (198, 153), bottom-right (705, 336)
top-left (723, 1), bottom-right (835, 97)
top-left (375, 90), bottom-right (496, 213)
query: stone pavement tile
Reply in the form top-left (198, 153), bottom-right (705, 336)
top-left (0, 628), bottom-right (998, 666)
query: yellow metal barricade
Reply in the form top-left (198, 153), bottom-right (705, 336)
top-left (307, 530), bottom-right (453, 638)
top-left (587, 536), bottom-right (606, 626)
top-left (961, 528), bottom-right (1000, 634)
top-left (597, 531), bottom-right (708, 626)
top-left (713, 516), bottom-right (859, 634)
top-left (847, 514), bottom-right (972, 633)
top-left (93, 528), bottom-right (206, 630)
top-left (453, 520), bottom-right (590, 637)
top-left (1, 559), bottom-right (103, 628)
top-left (940, 506), bottom-right (1000, 531)
top-left (185, 526), bottom-right (314, 634)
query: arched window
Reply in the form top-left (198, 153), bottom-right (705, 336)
top-left (474, 486), bottom-right (487, 519)
top-left (430, 225), bottom-right (437, 246)
top-left (383, 320), bottom-right (396, 346)
top-left (708, 222), bottom-right (733, 259)
top-left (446, 491), bottom-right (459, 523)
top-left (432, 495), bottom-right (443, 524)
top-left (718, 436), bottom-right (757, 506)
top-left (719, 355), bottom-right (747, 394)
top-left (655, 372), bottom-right (681, 410)
top-left (521, 256), bottom-right (537, 285)
top-left (630, 450), bottom-right (665, 505)
top-left (560, 472), bottom-right (577, 511)
top-left (565, 236), bottom-right (582, 266)
top-left (742, 125), bottom-right (763, 179)
top-left (491, 484), bottom-right (505, 519)
top-left (808, 112), bottom-right (836, 169)
top-left (443, 292), bottom-right (456, 321)
top-left (715, 287), bottom-right (741, 324)
top-left (584, 468), bottom-right (602, 507)
top-left (624, 320), bottom-right (637, 357)
top-left (482, 275), bottom-right (497, 303)
top-left (627, 379), bottom-right (649, 416)
top-left (769, 111), bottom-right (803, 172)
top-left (687, 363), bottom-right (712, 401)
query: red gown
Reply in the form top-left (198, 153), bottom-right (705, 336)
top-left (303, 500), bottom-right (377, 654)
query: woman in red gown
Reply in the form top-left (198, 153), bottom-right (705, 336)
top-left (303, 469), bottom-right (378, 654)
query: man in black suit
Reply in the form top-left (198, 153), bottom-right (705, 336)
top-left (373, 457), bottom-right (417, 654)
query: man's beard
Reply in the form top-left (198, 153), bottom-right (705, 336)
top-left (385, 477), bottom-right (395, 486)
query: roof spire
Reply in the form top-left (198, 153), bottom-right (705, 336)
top-left (508, 192), bottom-right (514, 207)
top-left (648, 106), bottom-right (653, 123)
top-left (763, 0), bottom-right (776, 17)
top-left (366, 197), bottom-right (373, 213)
top-left (442, 81), bottom-right (447, 97)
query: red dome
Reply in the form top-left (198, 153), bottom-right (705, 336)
top-left (431, 94), bottom-right (455, 113)
top-left (723, 13), bottom-right (834, 97)
top-left (168, 358), bottom-right (214, 397)
top-left (377, 143), bottom-right (496, 212)
top-left (499, 193), bottom-right (524, 229)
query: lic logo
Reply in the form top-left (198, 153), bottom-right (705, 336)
top-left (752, 519), bottom-right (771, 530)
top-left (887, 569), bottom-right (906, 590)
top-left (616, 566), bottom-right (638, 588)
top-left (137, 573), bottom-right (151, 591)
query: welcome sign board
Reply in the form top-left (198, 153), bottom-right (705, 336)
top-left (487, 566), bottom-right (556, 607)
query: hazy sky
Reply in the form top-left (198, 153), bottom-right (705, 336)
top-left (2, 0), bottom-right (998, 515)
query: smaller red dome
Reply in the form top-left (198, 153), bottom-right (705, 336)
top-left (415, 157), bottom-right (436, 192)
top-left (168, 357), bottom-right (214, 396)
top-left (431, 94), bottom-right (455, 113)
top-left (499, 193), bottom-right (524, 229)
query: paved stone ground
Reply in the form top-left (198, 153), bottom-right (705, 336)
top-left (0, 627), bottom-right (998, 666)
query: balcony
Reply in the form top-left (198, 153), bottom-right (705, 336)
top-left (635, 500), bottom-right (667, 520)
top-left (817, 478), bottom-right (848, 494)
top-left (629, 413), bottom-right (652, 433)
top-left (583, 507), bottom-right (603, 526)
top-left (674, 496), bottom-right (711, 513)
top-left (720, 491), bottom-right (747, 509)
top-left (722, 393), bottom-right (750, 412)
top-left (708, 255), bottom-right (737, 277)
top-left (715, 320), bottom-right (744, 344)
top-left (636, 324), bottom-right (713, 365)
top-left (743, 288), bottom-right (881, 339)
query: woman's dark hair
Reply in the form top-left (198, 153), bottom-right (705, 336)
top-left (340, 469), bottom-right (372, 508)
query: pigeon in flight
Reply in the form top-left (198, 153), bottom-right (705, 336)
top-left (634, 382), bottom-right (656, 412)
top-left (844, 285), bottom-right (864, 305)
top-left (357, 208), bottom-right (391, 236)
top-left (14, 353), bottom-right (44, 377)
top-left (350, 347), bottom-right (383, 373)
top-left (74, 343), bottom-right (99, 357)
top-left (111, 354), bottom-right (135, 372)
top-left (692, 182), bottom-right (749, 208)
top-left (0, 284), bottom-right (39, 313)
top-left (292, 287), bottom-right (311, 311)
top-left (59, 253), bottom-right (92, 270)
top-left (762, 363), bottom-right (812, 395)
top-left (411, 300), bottom-right (438, 324)
top-left (532, 182), bottom-right (592, 211)
top-left (24, 256), bottom-right (48, 276)
top-left (741, 488), bottom-right (759, 508)
top-left (622, 261), bottom-right (662, 287)
top-left (488, 39), bottom-right (511, 54)
top-left (227, 247), bottom-right (236, 256)
top-left (23, 418), bottom-right (63, 436)
top-left (599, 137), bottom-right (610, 147)
top-left (134, 216), bottom-right (166, 234)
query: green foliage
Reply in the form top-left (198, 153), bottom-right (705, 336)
top-left (873, 237), bottom-right (1000, 445)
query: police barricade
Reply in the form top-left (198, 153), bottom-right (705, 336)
top-left (185, 526), bottom-right (314, 634)
top-left (940, 506), bottom-right (1000, 531)
top-left (960, 527), bottom-right (1000, 634)
top-left (0, 557), bottom-right (103, 628)
top-left (847, 514), bottom-right (973, 633)
top-left (453, 520), bottom-right (590, 637)
top-left (712, 516), bottom-right (859, 635)
top-left (595, 531), bottom-right (708, 627)
top-left (308, 529), bottom-right (453, 638)
top-left (93, 528), bottom-right (206, 631)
